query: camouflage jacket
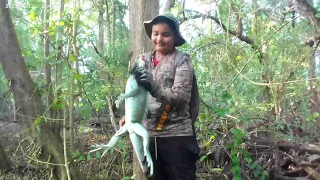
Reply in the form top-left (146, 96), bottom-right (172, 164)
top-left (141, 49), bottom-right (194, 137)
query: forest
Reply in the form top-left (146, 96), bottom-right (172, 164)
top-left (1, 0), bottom-right (320, 179)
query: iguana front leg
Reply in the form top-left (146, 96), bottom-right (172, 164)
top-left (115, 87), bottom-right (140, 108)
top-left (89, 124), bottom-right (128, 157)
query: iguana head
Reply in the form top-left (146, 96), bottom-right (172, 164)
top-left (129, 56), bottom-right (146, 74)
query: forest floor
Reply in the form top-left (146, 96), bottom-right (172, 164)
top-left (1, 121), bottom-right (320, 180)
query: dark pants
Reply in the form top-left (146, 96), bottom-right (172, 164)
top-left (148, 136), bottom-right (199, 180)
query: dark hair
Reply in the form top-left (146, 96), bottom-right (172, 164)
top-left (151, 17), bottom-right (178, 36)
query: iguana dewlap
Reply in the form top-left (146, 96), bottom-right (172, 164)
top-left (89, 56), bottom-right (153, 176)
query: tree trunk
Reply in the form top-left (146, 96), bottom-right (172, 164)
top-left (44, 0), bottom-right (54, 119)
top-left (163, 0), bottom-right (175, 12)
top-left (128, 0), bottom-right (159, 179)
top-left (128, 0), bottom-right (159, 68)
top-left (98, 0), bottom-right (104, 51)
top-left (288, 0), bottom-right (320, 124)
top-left (0, 142), bottom-right (12, 171)
top-left (55, 0), bottom-right (65, 121)
top-left (98, 0), bottom-right (117, 132)
top-left (0, 3), bottom-right (83, 180)
top-left (112, 0), bottom-right (116, 58)
top-left (69, 0), bottom-right (80, 155)
top-left (105, 0), bottom-right (112, 57)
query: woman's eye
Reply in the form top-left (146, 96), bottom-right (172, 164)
top-left (162, 33), bottom-right (171, 37)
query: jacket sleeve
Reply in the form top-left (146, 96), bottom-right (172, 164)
top-left (152, 55), bottom-right (194, 107)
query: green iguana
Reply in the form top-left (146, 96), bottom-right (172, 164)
top-left (89, 55), bottom-right (153, 176)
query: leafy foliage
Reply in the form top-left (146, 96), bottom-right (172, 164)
top-left (1, 0), bottom-right (320, 179)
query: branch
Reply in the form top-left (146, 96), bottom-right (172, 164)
top-left (89, 39), bottom-right (110, 62)
top-left (287, 0), bottom-right (320, 45)
top-left (181, 10), bottom-right (263, 62)
top-left (288, 0), bottom-right (320, 32)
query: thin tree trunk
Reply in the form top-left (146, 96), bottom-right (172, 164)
top-left (106, 96), bottom-right (117, 132)
top-left (98, 0), bottom-right (117, 132)
top-left (128, 0), bottom-right (159, 179)
top-left (98, 0), bottom-right (104, 52)
top-left (163, 0), bottom-right (175, 12)
top-left (0, 3), bottom-right (83, 179)
top-left (44, 0), bottom-right (54, 119)
top-left (63, 110), bottom-right (71, 180)
top-left (55, 0), bottom-right (65, 121)
top-left (68, 66), bottom-right (75, 154)
top-left (105, 0), bottom-right (112, 57)
top-left (112, 0), bottom-right (116, 58)
top-left (69, 0), bottom-right (80, 154)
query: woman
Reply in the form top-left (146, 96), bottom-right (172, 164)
top-left (120, 12), bottom-right (199, 180)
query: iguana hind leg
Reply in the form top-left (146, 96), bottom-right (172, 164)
top-left (115, 88), bottom-right (140, 108)
top-left (128, 132), bottom-right (148, 174)
top-left (89, 124), bottom-right (128, 157)
top-left (130, 123), bottom-right (153, 176)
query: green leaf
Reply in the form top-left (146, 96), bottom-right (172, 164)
top-left (69, 54), bottom-right (77, 62)
top-left (34, 117), bottom-right (41, 133)
top-left (222, 93), bottom-right (232, 100)
top-left (95, 151), bottom-right (101, 159)
top-left (227, 143), bottom-right (233, 149)
top-left (58, 21), bottom-right (65, 26)
top-left (78, 155), bottom-right (84, 161)
top-left (87, 153), bottom-right (91, 161)
top-left (235, 55), bottom-right (242, 62)
top-left (313, 112), bottom-right (319, 119)
top-left (74, 73), bottom-right (82, 79)
top-left (229, 107), bottom-right (236, 113)
top-left (249, 164), bottom-right (256, 169)
top-left (117, 140), bottom-right (125, 149)
top-left (306, 114), bottom-right (313, 121)
top-left (73, 151), bottom-right (81, 158)
top-left (216, 109), bottom-right (227, 117)
top-left (121, 177), bottom-right (131, 180)
top-left (315, 13), bottom-right (320, 18)
top-left (35, 125), bottom-right (40, 133)
top-left (211, 168), bottom-right (223, 173)
top-left (231, 156), bottom-right (240, 164)
top-left (232, 165), bottom-right (240, 173)
top-left (245, 156), bottom-right (252, 163)
top-left (29, 11), bottom-right (36, 21)
top-left (33, 28), bottom-right (38, 35)
top-left (34, 117), bottom-right (41, 126)
top-left (194, 121), bottom-right (200, 127)
top-left (199, 155), bottom-right (207, 161)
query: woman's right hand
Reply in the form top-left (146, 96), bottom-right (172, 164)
top-left (119, 116), bottom-right (125, 127)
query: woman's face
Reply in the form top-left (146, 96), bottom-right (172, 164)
top-left (151, 23), bottom-right (176, 54)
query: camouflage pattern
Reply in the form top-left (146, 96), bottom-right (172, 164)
top-left (141, 49), bottom-right (194, 137)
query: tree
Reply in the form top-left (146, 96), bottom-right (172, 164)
top-left (0, 2), bottom-right (82, 179)
top-left (128, 0), bottom-right (159, 179)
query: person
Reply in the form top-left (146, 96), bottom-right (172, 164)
top-left (119, 12), bottom-right (200, 180)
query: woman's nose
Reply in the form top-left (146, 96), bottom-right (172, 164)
top-left (156, 35), bottom-right (163, 42)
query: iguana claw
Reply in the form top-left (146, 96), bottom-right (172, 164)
top-left (88, 144), bottom-right (111, 157)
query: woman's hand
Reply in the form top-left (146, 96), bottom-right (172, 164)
top-left (119, 116), bottom-right (125, 127)
top-left (135, 67), bottom-right (158, 94)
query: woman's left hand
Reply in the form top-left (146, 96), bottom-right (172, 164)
top-left (135, 67), bottom-right (158, 94)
